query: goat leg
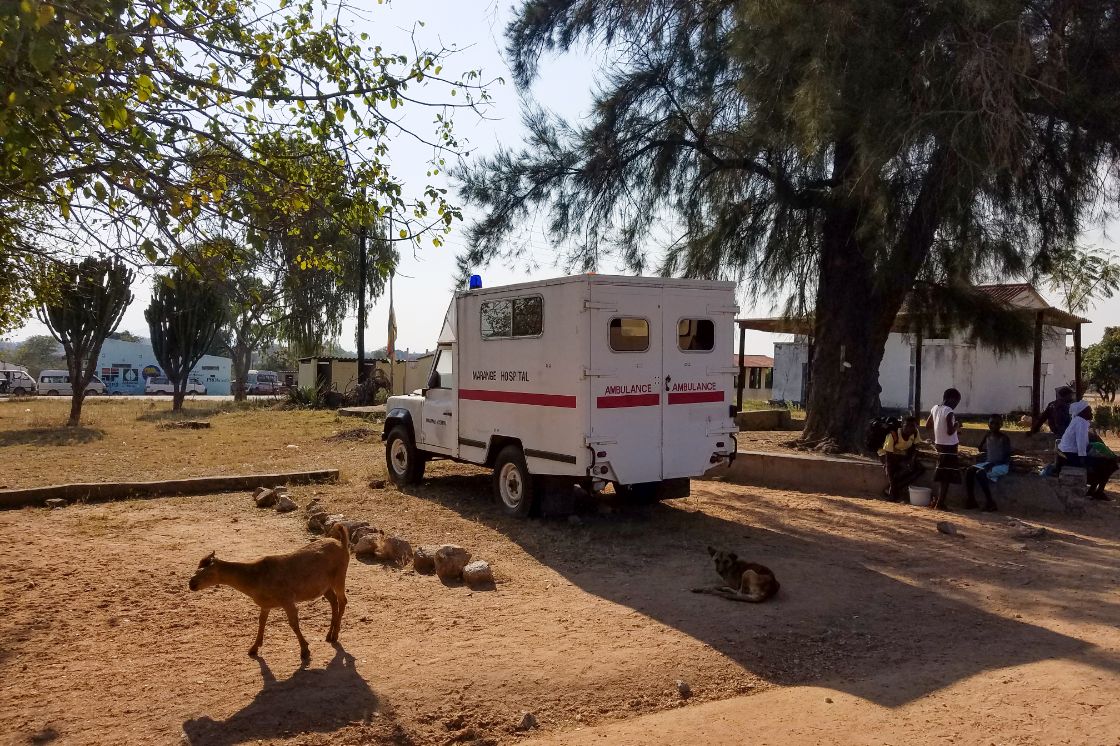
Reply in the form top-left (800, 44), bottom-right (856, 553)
top-left (283, 603), bottom-right (310, 660)
top-left (332, 585), bottom-right (347, 643)
top-left (248, 607), bottom-right (269, 657)
top-left (324, 589), bottom-right (339, 642)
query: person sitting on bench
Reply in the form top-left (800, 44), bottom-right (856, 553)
top-left (965, 414), bottom-right (1011, 512)
top-left (1056, 401), bottom-right (1116, 500)
top-left (879, 416), bottom-right (925, 502)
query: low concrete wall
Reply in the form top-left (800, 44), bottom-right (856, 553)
top-left (706, 450), bottom-right (1089, 516)
top-left (736, 409), bottom-right (794, 431)
top-left (0, 469), bottom-right (340, 510)
top-left (957, 429), bottom-right (1056, 453)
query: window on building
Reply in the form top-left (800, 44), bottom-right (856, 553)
top-left (609, 317), bottom-right (650, 352)
top-left (677, 318), bottom-right (715, 351)
top-left (481, 295), bottom-right (544, 339)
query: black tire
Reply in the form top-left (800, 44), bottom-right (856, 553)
top-left (493, 445), bottom-right (536, 518)
top-left (12, 387), bottom-right (25, 396)
top-left (385, 425), bottom-right (425, 486)
top-left (46, 390), bottom-right (59, 396)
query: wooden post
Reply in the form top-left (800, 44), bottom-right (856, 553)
top-left (804, 339), bottom-right (814, 407)
top-left (736, 322), bottom-right (746, 412)
top-left (1073, 323), bottom-right (1083, 398)
top-left (1032, 311), bottom-right (1044, 420)
top-left (913, 327), bottom-right (923, 417)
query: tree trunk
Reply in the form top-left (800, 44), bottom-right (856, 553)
top-left (800, 243), bottom-right (897, 452)
top-left (232, 342), bottom-right (251, 402)
top-left (67, 392), bottom-right (85, 428)
top-left (173, 384), bottom-right (186, 412)
top-left (65, 356), bottom-right (85, 427)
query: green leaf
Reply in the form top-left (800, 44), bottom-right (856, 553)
top-left (28, 37), bottom-right (57, 73)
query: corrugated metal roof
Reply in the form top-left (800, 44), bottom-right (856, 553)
top-left (975, 283), bottom-right (1038, 305)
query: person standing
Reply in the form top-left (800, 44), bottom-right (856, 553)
top-left (926, 388), bottom-right (962, 510)
top-left (1032, 386), bottom-right (1074, 477)
top-left (965, 414), bottom-right (1012, 511)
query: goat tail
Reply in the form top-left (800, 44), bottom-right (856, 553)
top-left (329, 522), bottom-right (350, 551)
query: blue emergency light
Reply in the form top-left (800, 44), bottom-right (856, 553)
top-left (469, 274), bottom-right (483, 290)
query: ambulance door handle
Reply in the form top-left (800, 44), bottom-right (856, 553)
top-left (664, 374), bottom-right (672, 391)
top-left (442, 411), bottom-right (453, 417)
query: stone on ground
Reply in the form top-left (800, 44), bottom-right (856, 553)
top-left (413, 546), bottom-right (437, 574)
top-left (936, 521), bottom-right (958, 536)
top-left (676, 680), bottom-right (692, 699)
top-left (253, 488), bottom-right (277, 508)
top-left (515, 712), bottom-right (538, 731)
top-left (274, 495), bottom-right (298, 513)
top-left (462, 560), bottom-right (493, 587)
top-left (434, 545), bottom-right (472, 580)
top-left (376, 535), bottom-right (413, 564)
top-left (354, 534), bottom-right (379, 556)
top-left (45, 498), bottom-right (67, 509)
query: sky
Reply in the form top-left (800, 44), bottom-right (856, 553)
top-left (5, 1), bottom-right (1120, 356)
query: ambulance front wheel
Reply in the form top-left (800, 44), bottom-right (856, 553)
top-left (493, 445), bottom-right (536, 518)
top-left (385, 425), bottom-right (425, 486)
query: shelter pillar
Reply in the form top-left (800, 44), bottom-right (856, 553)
top-left (913, 328), bottom-right (923, 417)
top-left (1032, 311), bottom-right (1044, 420)
top-left (1073, 323), bottom-right (1083, 399)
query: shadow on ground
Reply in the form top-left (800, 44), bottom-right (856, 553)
top-left (0, 427), bottom-right (105, 447)
top-left (182, 645), bottom-right (380, 746)
top-left (404, 472), bottom-right (1120, 709)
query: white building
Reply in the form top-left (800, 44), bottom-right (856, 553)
top-left (96, 338), bottom-right (231, 395)
top-left (743, 284), bottom-right (1086, 417)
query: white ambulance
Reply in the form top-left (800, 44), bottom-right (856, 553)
top-left (382, 274), bottom-right (740, 516)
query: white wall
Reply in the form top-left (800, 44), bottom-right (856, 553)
top-left (96, 338), bottom-right (232, 395)
top-left (772, 342), bottom-right (808, 404)
top-left (771, 328), bottom-right (1075, 416)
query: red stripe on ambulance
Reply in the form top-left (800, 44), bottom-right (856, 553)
top-left (459, 388), bottom-right (577, 408)
top-left (596, 393), bottom-right (660, 409)
top-left (667, 390), bottom-right (725, 405)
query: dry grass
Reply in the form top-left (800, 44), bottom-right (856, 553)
top-left (0, 398), bottom-right (380, 489)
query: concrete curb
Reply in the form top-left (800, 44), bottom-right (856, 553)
top-left (0, 469), bottom-right (340, 510)
top-left (705, 450), bottom-right (1092, 515)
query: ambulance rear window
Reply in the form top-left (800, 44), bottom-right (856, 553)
top-left (609, 318), bottom-right (649, 352)
top-left (677, 319), bottom-right (715, 351)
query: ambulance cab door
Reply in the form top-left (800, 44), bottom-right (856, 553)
top-left (661, 290), bottom-right (734, 479)
top-left (588, 284), bottom-right (662, 484)
top-left (418, 344), bottom-right (458, 456)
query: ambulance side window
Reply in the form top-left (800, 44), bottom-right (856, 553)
top-left (609, 317), bottom-right (649, 352)
top-left (677, 319), bottom-right (715, 352)
top-left (428, 348), bottom-right (453, 389)
top-left (481, 295), bottom-right (544, 339)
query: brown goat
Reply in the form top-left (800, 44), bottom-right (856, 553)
top-left (189, 524), bottom-right (350, 660)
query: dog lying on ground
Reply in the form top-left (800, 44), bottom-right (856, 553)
top-left (691, 546), bottom-right (780, 603)
top-left (189, 523), bottom-right (350, 660)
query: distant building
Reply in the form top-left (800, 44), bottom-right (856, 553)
top-left (95, 338), bottom-right (232, 395)
top-left (740, 284), bottom-right (1087, 417)
top-left (736, 355), bottom-right (775, 402)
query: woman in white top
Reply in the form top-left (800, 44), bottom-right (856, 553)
top-left (925, 388), bottom-right (962, 509)
top-left (1057, 400), bottom-right (1116, 500)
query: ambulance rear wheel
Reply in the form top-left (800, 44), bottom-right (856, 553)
top-left (385, 425), bottom-right (425, 486)
top-left (493, 446), bottom-right (535, 518)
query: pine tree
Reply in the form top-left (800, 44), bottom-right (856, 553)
top-left (459, 0), bottom-right (1120, 452)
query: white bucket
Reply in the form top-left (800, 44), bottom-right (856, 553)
top-left (909, 486), bottom-right (932, 507)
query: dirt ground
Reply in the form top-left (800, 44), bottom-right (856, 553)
top-left (1, 399), bottom-right (1119, 745)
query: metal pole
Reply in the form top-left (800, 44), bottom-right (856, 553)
top-left (736, 322), bottom-right (746, 412)
top-left (357, 222), bottom-right (367, 384)
top-left (1031, 311), bottom-right (1044, 420)
top-left (913, 327), bottom-right (923, 417)
top-left (1073, 323), bottom-right (1083, 399)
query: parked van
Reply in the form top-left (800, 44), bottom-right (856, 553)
top-left (37, 370), bottom-right (107, 396)
top-left (246, 370), bottom-right (280, 395)
top-left (1, 369), bottom-right (37, 395)
top-left (382, 274), bottom-right (740, 516)
top-left (145, 376), bottom-right (207, 395)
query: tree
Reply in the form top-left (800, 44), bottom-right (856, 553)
top-left (0, 0), bottom-right (492, 317)
top-left (36, 257), bottom-right (134, 426)
top-left (1083, 330), bottom-right (1120, 403)
top-left (146, 270), bottom-right (225, 412)
top-left (107, 331), bottom-right (142, 344)
top-left (1040, 246), bottom-right (1120, 315)
top-left (458, 0), bottom-right (1120, 452)
top-left (9, 335), bottom-right (65, 377)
